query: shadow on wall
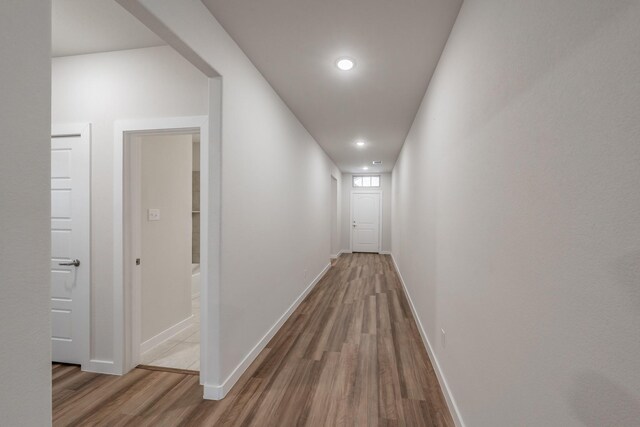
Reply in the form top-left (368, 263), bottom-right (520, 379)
top-left (569, 371), bottom-right (640, 426)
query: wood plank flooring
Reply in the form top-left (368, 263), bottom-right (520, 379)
top-left (53, 253), bottom-right (454, 426)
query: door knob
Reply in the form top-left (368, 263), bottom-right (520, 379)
top-left (59, 259), bottom-right (80, 267)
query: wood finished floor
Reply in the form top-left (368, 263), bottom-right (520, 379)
top-left (53, 253), bottom-right (453, 426)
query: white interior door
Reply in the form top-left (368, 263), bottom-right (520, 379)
top-left (51, 125), bottom-right (90, 365)
top-left (351, 192), bottom-right (381, 253)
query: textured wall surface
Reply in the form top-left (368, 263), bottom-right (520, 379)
top-left (0, 1), bottom-right (52, 424)
top-left (392, 0), bottom-right (640, 425)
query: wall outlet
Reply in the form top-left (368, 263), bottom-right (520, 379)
top-left (441, 328), bottom-right (446, 348)
top-left (147, 208), bottom-right (161, 221)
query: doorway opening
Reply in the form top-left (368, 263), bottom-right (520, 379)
top-left (125, 131), bottom-right (202, 372)
top-left (114, 115), bottom-right (211, 381)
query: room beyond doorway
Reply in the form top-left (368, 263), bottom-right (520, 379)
top-left (131, 131), bottom-right (201, 372)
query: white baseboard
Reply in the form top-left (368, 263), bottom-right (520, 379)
top-left (204, 262), bottom-right (332, 400)
top-left (341, 249), bottom-right (351, 255)
top-left (140, 314), bottom-right (194, 355)
top-left (389, 254), bottom-right (465, 427)
top-left (204, 383), bottom-right (224, 400)
top-left (379, 251), bottom-right (391, 255)
top-left (331, 249), bottom-right (349, 259)
top-left (82, 359), bottom-right (117, 375)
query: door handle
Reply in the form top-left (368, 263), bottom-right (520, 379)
top-left (59, 259), bottom-right (80, 267)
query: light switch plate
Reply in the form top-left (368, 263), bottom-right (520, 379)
top-left (148, 208), bottom-right (160, 221)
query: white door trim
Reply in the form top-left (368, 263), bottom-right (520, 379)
top-left (51, 123), bottom-right (91, 370)
top-left (113, 116), bottom-right (213, 383)
top-left (349, 190), bottom-right (382, 253)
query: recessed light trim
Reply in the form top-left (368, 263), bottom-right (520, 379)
top-left (336, 57), bottom-right (355, 71)
top-left (356, 140), bottom-right (365, 147)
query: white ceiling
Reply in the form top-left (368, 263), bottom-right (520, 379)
top-left (203, 0), bottom-right (462, 173)
top-left (52, 0), bottom-right (165, 57)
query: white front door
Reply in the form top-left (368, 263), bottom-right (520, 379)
top-left (351, 192), bottom-right (381, 253)
top-left (51, 125), bottom-right (90, 365)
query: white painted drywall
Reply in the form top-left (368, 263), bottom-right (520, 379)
top-left (0, 1), bottom-right (51, 424)
top-left (341, 173), bottom-right (392, 253)
top-left (392, 0), bottom-right (640, 425)
top-left (131, 0), bottom-right (342, 388)
top-left (139, 133), bottom-right (193, 342)
top-left (52, 46), bottom-right (208, 361)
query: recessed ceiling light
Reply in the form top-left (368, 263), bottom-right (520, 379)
top-left (362, 166), bottom-right (369, 170)
top-left (356, 141), bottom-right (365, 147)
top-left (372, 160), bottom-right (382, 165)
top-left (336, 57), bottom-right (355, 71)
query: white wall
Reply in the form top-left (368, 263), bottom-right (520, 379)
top-left (341, 173), bottom-right (392, 253)
top-left (52, 46), bottom-right (208, 362)
top-left (0, 1), bottom-right (51, 424)
top-left (139, 133), bottom-right (193, 342)
top-left (131, 0), bottom-right (342, 390)
top-left (392, 0), bottom-right (640, 425)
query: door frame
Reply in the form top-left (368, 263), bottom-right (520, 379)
top-left (51, 123), bottom-right (91, 370)
top-left (330, 174), bottom-right (339, 259)
top-left (349, 190), bottom-right (383, 253)
top-left (113, 116), bottom-right (212, 382)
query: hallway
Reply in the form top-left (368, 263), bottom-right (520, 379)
top-left (52, 254), bottom-right (453, 426)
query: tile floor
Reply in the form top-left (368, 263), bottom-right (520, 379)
top-left (140, 293), bottom-right (200, 371)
